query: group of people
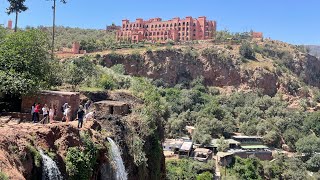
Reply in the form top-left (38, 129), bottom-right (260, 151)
top-left (31, 100), bottom-right (94, 129)
top-left (31, 103), bottom-right (56, 123)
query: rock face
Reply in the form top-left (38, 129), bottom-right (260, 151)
top-left (101, 49), bottom-right (279, 96)
top-left (0, 121), bottom-right (104, 179)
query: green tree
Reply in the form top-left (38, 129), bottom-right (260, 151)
top-left (196, 172), bottom-right (213, 180)
top-left (6, 0), bottom-right (28, 32)
top-left (239, 42), bottom-right (255, 59)
top-left (306, 154), bottom-right (320, 172)
top-left (295, 135), bottom-right (320, 157)
top-left (65, 57), bottom-right (96, 90)
top-left (232, 157), bottom-right (264, 180)
top-left (217, 137), bottom-right (229, 152)
top-left (0, 29), bottom-right (52, 94)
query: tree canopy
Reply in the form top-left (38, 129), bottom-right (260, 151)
top-left (0, 29), bottom-right (53, 95)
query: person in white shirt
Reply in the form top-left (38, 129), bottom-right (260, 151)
top-left (84, 111), bottom-right (95, 122)
top-left (42, 104), bottom-right (49, 124)
top-left (49, 104), bottom-right (55, 123)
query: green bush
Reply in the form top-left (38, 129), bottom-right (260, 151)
top-left (0, 171), bottom-right (9, 180)
top-left (196, 171), bottom-right (213, 180)
top-left (65, 133), bottom-right (98, 180)
top-left (26, 145), bottom-right (42, 168)
top-left (239, 42), bottom-right (255, 59)
top-left (99, 74), bottom-right (116, 90)
top-left (110, 64), bottom-right (125, 74)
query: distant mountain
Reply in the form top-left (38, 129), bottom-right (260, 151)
top-left (306, 45), bottom-right (320, 58)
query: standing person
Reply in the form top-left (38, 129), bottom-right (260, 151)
top-left (65, 105), bottom-right (71, 122)
top-left (61, 102), bottom-right (68, 122)
top-left (84, 111), bottom-right (95, 122)
top-left (42, 104), bottom-right (49, 124)
top-left (34, 103), bottom-right (40, 123)
top-left (77, 105), bottom-right (85, 128)
top-left (49, 104), bottom-right (55, 123)
top-left (31, 103), bottom-right (36, 122)
top-left (84, 100), bottom-right (91, 114)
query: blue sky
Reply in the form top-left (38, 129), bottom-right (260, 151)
top-left (0, 0), bottom-right (319, 45)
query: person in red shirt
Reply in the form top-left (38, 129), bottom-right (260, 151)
top-left (34, 103), bottom-right (40, 123)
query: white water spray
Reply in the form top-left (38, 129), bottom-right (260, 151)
top-left (39, 150), bottom-right (63, 180)
top-left (107, 137), bottom-right (128, 180)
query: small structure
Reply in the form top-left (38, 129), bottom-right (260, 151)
top-left (179, 141), bottom-right (193, 158)
top-left (163, 138), bottom-right (184, 159)
top-left (216, 152), bottom-right (234, 166)
top-left (251, 32), bottom-right (263, 39)
top-left (232, 135), bottom-right (263, 144)
top-left (7, 20), bottom-right (12, 30)
top-left (93, 100), bottom-right (130, 116)
top-left (21, 91), bottom-right (80, 120)
top-left (193, 148), bottom-right (212, 162)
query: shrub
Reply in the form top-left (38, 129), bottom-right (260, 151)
top-left (65, 133), bottom-right (98, 180)
top-left (110, 64), bottom-right (125, 74)
top-left (99, 75), bottom-right (116, 90)
top-left (26, 145), bottom-right (42, 168)
top-left (196, 171), bottom-right (213, 180)
top-left (239, 42), bottom-right (255, 59)
top-left (0, 171), bottom-right (9, 180)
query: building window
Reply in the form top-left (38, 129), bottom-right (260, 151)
top-left (161, 32), bottom-right (163, 35)
top-left (174, 23), bottom-right (177, 27)
top-left (163, 24), bottom-right (165, 27)
top-left (170, 24), bottom-right (173, 27)
top-left (146, 25), bottom-right (148, 28)
top-left (123, 25), bottom-right (125, 28)
top-left (182, 32), bottom-right (184, 36)
top-left (193, 29), bottom-right (196, 32)
top-left (157, 32), bottom-right (160, 35)
top-left (166, 24), bottom-right (169, 27)
top-left (155, 25), bottom-right (157, 28)
top-left (187, 22), bottom-right (189, 26)
top-left (178, 23), bottom-right (181, 26)
top-left (193, 34), bottom-right (196, 36)
top-left (186, 32), bottom-right (188, 36)
top-left (186, 27), bottom-right (189, 31)
top-left (151, 25), bottom-right (154, 28)
top-left (145, 33), bottom-right (148, 36)
top-left (130, 24), bottom-right (132, 27)
top-left (186, 37), bottom-right (188, 40)
top-left (153, 32), bottom-right (156, 35)
top-left (178, 33), bottom-right (180, 36)
top-left (182, 37), bottom-right (184, 40)
top-left (193, 23), bottom-right (196, 26)
top-left (182, 27), bottom-right (185, 31)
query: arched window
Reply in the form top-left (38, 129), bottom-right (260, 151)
top-left (145, 32), bottom-right (148, 36)
top-left (183, 22), bottom-right (185, 26)
top-left (193, 29), bottom-right (196, 31)
top-left (186, 27), bottom-right (189, 31)
top-left (182, 32), bottom-right (184, 36)
top-left (186, 32), bottom-right (188, 36)
top-left (130, 24), bottom-right (132, 27)
top-left (170, 24), bottom-right (173, 27)
top-left (146, 25), bottom-right (148, 28)
top-left (133, 24), bottom-right (135, 27)
top-left (150, 32), bottom-right (152, 36)
top-left (151, 25), bottom-right (154, 28)
top-left (163, 24), bottom-right (165, 27)
top-left (122, 25), bottom-right (125, 28)
top-left (187, 22), bottom-right (189, 26)
top-left (178, 23), bottom-right (181, 26)
top-left (157, 32), bottom-right (160, 35)
top-left (161, 32), bottom-right (163, 35)
top-left (186, 37), bottom-right (188, 40)
top-left (155, 25), bottom-right (157, 28)
top-left (140, 24), bottom-right (142, 27)
top-left (174, 23), bottom-right (177, 27)
top-left (153, 32), bottom-right (156, 35)
top-left (178, 33), bottom-right (180, 36)
top-left (182, 27), bottom-right (185, 31)
top-left (193, 23), bottom-right (196, 26)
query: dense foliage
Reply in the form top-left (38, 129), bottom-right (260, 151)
top-left (0, 29), bottom-right (53, 94)
top-left (166, 159), bottom-right (215, 180)
top-left (65, 133), bottom-right (98, 180)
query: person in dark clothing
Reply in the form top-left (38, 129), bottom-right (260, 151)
top-left (31, 103), bottom-right (36, 122)
top-left (77, 105), bottom-right (85, 128)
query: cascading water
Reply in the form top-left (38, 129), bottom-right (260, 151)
top-left (107, 137), bottom-right (128, 180)
top-left (39, 149), bottom-right (63, 180)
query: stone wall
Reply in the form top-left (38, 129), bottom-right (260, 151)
top-left (93, 100), bottom-right (130, 117)
top-left (21, 91), bottom-right (80, 121)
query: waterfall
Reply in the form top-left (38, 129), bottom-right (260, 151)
top-left (39, 150), bottom-right (63, 180)
top-left (107, 137), bottom-right (128, 180)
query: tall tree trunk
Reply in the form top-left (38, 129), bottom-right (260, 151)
top-left (14, 11), bottom-right (18, 32)
top-left (51, 0), bottom-right (56, 59)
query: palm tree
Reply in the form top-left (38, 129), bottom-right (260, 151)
top-left (6, 0), bottom-right (28, 32)
top-left (50, 0), bottom-right (67, 58)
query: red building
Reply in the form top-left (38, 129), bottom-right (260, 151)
top-left (116, 16), bottom-right (216, 43)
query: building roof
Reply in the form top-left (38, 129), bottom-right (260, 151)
top-left (210, 139), bottom-right (241, 147)
top-left (241, 145), bottom-right (269, 149)
top-left (232, 135), bottom-right (263, 139)
top-left (217, 152), bottom-right (234, 158)
top-left (41, 90), bottom-right (79, 95)
top-left (163, 139), bottom-right (184, 150)
top-left (194, 148), bottom-right (212, 154)
top-left (179, 141), bottom-right (193, 151)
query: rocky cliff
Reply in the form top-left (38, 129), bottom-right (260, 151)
top-left (100, 40), bottom-right (320, 98)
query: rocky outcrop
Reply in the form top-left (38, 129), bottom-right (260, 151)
top-left (101, 49), bottom-right (280, 96)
